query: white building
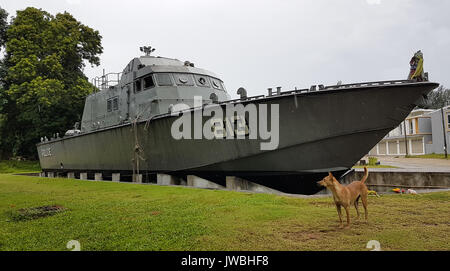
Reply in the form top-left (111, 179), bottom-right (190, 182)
top-left (368, 106), bottom-right (450, 156)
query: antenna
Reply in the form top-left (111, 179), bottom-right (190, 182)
top-left (140, 46), bottom-right (156, 56)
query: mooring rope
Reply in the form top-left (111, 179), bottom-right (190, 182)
top-left (130, 99), bottom-right (158, 179)
top-left (131, 118), bottom-right (145, 178)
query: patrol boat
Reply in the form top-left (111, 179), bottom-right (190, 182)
top-left (36, 46), bottom-right (439, 194)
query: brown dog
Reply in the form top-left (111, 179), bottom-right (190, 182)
top-left (317, 167), bottom-right (369, 228)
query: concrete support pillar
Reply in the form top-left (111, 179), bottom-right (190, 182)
top-left (112, 173), bottom-right (120, 182)
top-left (47, 172), bottom-right (55, 178)
top-left (187, 175), bottom-right (225, 189)
top-left (226, 176), bottom-right (281, 194)
top-left (39, 172), bottom-right (45, 177)
top-left (133, 174), bottom-right (143, 183)
top-left (80, 172), bottom-right (88, 180)
top-left (94, 173), bottom-right (103, 181)
top-left (157, 174), bottom-right (183, 186)
top-left (67, 172), bottom-right (75, 179)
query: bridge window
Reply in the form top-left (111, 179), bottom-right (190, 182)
top-left (174, 73), bottom-right (194, 86)
top-left (143, 75), bottom-right (155, 89)
top-left (134, 79), bottom-right (142, 93)
top-left (210, 77), bottom-right (224, 90)
top-left (156, 73), bottom-right (173, 86)
top-left (107, 97), bottom-right (119, 112)
top-left (113, 97), bottom-right (119, 111)
top-left (194, 75), bottom-right (210, 87)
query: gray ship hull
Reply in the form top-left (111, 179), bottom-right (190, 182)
top-left (37, 81), bottom-right (438, 194)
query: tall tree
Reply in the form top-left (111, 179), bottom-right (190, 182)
top-left (420, 85), bottom-right (450, 109)
top-left (0, 7), bottom-right (102, 158)
top-left (0, 6), bottom-right (8, 159)
top-left (0, 6), bottom-right (7, 49)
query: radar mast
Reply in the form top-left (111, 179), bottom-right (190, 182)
top-left (140, 46), bottom-right (156, 56)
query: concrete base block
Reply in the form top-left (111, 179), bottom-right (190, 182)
top-left (157, 174), bottom-right (183, 186)
top-left (47, 172), bottom-right (55, 178)
top-left (187, 175), bottom-right (225, 189)
top-left (343, 170), bottom-right (450, 189)
top-left (94, 173), bottom-right (103, 181)
top-left (67, 172), bottom-right (75, 179)
top-left (226, 176), bottom-right (281, 194)
top-left (80, 173), bottom-right (88, 180)
top-left (133, 174), bottom-right (143, 183)
top-left (112, 173), bottom-right (120, 182)
top-left (39, 172), bottom-right (45, 177)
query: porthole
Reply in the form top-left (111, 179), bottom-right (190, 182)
top-left (174, 74), bottom-right (194, 86)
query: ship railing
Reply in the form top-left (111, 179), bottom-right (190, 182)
top-left (92, 72), bottom-right (122, 91)
top-left (322, 79), bottom-right (415, 91)
top-left (226, 79), bottom-right (419, 103)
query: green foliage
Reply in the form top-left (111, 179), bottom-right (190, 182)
top-left (368, 157), bottom-right (378, 166)
top-left (0, 7), bottom-right (102, 158)
top-left (0, 160), bottom-right (41, 173)
top-left (420, 85), bottom-right (450, 109)
top-left (0, 6), bottom-right (7, 49)
top-left (406, 153), bottom-right (449, 160)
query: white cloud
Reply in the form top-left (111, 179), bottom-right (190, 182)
top-left (366, 0), bottom-right (381, 5)
top-left (66, 0), bottom-right (81, 5)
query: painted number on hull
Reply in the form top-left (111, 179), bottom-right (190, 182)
top-left (41, 148), bottom-right (52, 157)
top-left (211, 115), bottom-right (249, 138)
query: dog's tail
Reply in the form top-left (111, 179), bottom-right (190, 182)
top-left (360, 167), bottom-right (369, 184)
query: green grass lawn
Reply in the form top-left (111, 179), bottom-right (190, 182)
top-left (0, 173), bottom-right (448, 251)
top-left (0, 160), bottom-right (41, 173)
top-left (406, 154), bottom-right (450, 159)
top-left (353, 165), bottom-right (398, 169)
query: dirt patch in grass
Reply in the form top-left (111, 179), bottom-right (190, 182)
top-left (7, 205), bottom-right (67, 222)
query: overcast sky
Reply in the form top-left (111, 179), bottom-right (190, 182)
top-left (2, 0), bottom-right (450, 98)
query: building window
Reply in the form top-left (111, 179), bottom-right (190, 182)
top-left (400, 123), bottom-right (403, 135)
top-left (409, 119), bottom-right (414, 135)
top-left (155, 73), bottom-right (173, 86)
top-left (447, 113), bottom-right (450, 129)
top-left (143, 75), bottom-right (155, 89)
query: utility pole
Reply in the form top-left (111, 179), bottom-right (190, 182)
top-left (441, 106), bottom-right (448, 159)
top-left (403, 120), bottom-right (409, 157)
